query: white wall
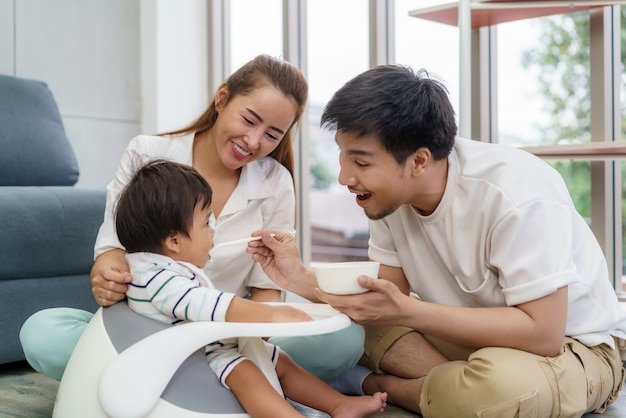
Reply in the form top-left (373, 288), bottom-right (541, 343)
top-left (0, 0), bottom-right (141, 188)
top-left (0, 0), bottom-right (209, 189)
top-left (141, 0), bottom-right (210, 135)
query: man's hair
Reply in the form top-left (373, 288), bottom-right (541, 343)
top-left (321, 65), bottom-right (457, 163)
top-left (115, 159), bottom-right (213, 254)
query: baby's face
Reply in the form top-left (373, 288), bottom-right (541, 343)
top-left (178, 204), bottom-right (215, 268)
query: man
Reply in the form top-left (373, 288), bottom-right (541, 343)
top-left (249, 64), bottom-right (626, 417)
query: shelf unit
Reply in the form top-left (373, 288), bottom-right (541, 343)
top-left (521, 141), bottom-right (626, 160)
top-left (409, 1), bottom-right (625, 286)
top-left (409, 0), bottom-right (626, 139)
top-left (409, 1), bottom-right (622, 29)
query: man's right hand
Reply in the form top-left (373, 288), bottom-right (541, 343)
top-left (90, 248), bottom-right (131, 307)
top-left (247, 230), bottom-right (306, 291)
top-left (247, 230), bottom-right (320, 302)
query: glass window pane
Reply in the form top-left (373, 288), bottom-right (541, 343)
top-left (498, 14), bottom-right (592, 217)
top-left (497, 12), bottom-right (623, 289)
top-left (396, 0), bottom-right (460, 118)
top-left (497, 14), bottom-right (590, 148)
top-left (617, 6), bottom-right (626, 293)
top-left (307, 0), bottom-right (370, 262)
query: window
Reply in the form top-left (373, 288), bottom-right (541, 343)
top-left (617, 6), bottom-right (626, 293)
top-left (395, 0), bottom-right (459, 118)
top-left (497, 14), bottom-right (594, 264)
top-left (220, 1), bottom-right (625, 293)
top-left (306, 0), bottom-right (370, 262)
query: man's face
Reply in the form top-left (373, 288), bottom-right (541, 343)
top-left (335, 130), bottom-right (410, 220)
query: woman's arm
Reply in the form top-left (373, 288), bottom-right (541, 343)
top-left (90, 248), bottom-right (131, 307)
top-left (90, 137), bottom-right (147, 307)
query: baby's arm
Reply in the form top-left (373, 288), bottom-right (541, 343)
top-left (127, 267), bottom-right (234, 323)
top-left (225, 298), bottom-right (312, 323)
top-left (128, 265), bottom-right (311, 324)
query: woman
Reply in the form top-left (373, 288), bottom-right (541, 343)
top-left (19, 54), bottom-right (364, 383)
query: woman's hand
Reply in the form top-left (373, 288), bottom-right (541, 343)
top-left (90, 248), bottom-right (132, 307)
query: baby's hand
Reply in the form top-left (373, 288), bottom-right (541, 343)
top-left (271, 305), bottom-right (313, 323)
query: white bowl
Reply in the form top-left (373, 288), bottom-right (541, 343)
top-left (313, 261), bottom-right (380, 295)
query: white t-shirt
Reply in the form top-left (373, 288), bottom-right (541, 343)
top-left (94, 133), bottom-right (296, 297)
top-left (369, 137), bottom-right (626, 348)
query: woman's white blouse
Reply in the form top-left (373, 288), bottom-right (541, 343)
top-left (94, 133), bottom-right (296, 297)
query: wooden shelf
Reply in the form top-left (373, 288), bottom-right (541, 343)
top-left (409, 1), bottom-right (620, 29)
top-left (520, 141), bottom-right (626, 161)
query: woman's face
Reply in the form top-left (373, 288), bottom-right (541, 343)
top-left (212, 85), bottom-right (298, 170)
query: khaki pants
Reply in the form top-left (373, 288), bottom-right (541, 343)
top-left (362, 325), bottom-right (625, 418)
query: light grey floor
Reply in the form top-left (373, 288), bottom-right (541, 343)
top-left (0, 361), bottom-right (414, 418)
top-left (1, 360), bottom-right (626, 417)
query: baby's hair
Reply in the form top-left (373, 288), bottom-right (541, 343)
top-left (115, 159), bottom-right (213, 254)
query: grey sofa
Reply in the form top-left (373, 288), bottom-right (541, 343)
top-left (0, 74), bottom-right (105, 364)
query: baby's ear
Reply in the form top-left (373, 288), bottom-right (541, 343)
top-left (163, 232), bottom-right (181, 254)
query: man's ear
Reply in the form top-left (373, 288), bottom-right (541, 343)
top-left (214, 83), bottom-right (230, 111)
top-left (408, 147), bottom-right (431, 177)
top-left (164, 232), bottom-right (182, 254)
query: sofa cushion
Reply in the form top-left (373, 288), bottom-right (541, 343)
top-left (0, 187), bottom-right (105, 280)
top-left (0, 75), bottom-right (79, 186)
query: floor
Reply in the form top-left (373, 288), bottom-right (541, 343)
top-left (0, 360), bottom-right (414, 418)
top-left (1, 360), bottom-right (626, 418)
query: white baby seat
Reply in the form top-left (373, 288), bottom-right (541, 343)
top-left (53, 300), bottom-right (350, 418)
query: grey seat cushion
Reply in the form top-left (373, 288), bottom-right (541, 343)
top-left (103, 301), bottom-right (245, 414)
top-left (0, 74), bottom-right (79, 186)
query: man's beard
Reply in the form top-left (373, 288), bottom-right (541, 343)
top-left (364, 205), bottom-right (397, 221)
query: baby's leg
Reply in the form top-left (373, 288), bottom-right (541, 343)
top-left (276, 351), bottom-right (387, 418)
top-left (226, 359), bottom-right (304, 418)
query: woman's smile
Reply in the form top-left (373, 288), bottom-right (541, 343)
top-left (232, 141), bottom-right (253, 159)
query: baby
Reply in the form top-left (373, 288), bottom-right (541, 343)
top-left (114, 159), bottom-right (387, 417)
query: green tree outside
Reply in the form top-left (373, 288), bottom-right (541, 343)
top-left (309, 143), bottom-right (335, 190)
top-left (521, 9), bottom-right (626, 220)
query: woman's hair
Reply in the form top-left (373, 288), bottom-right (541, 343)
top-left (321, 65), bottom-right (456, 163)
top-left (115, 159), bottom-right (213, 254)
top-left (162, 54), bottom-right (308, 179)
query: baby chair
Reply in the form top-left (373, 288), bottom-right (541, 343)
top-left (53, 300), bottom-right (350, 418)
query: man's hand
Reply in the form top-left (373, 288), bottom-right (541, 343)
top-left (314, 275), bottom-right (411, 325)
top-left (248, 231), bottom-right (304, 290)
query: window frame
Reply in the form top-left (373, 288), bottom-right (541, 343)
top-left (214, 0), bottom-right (624, 293)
